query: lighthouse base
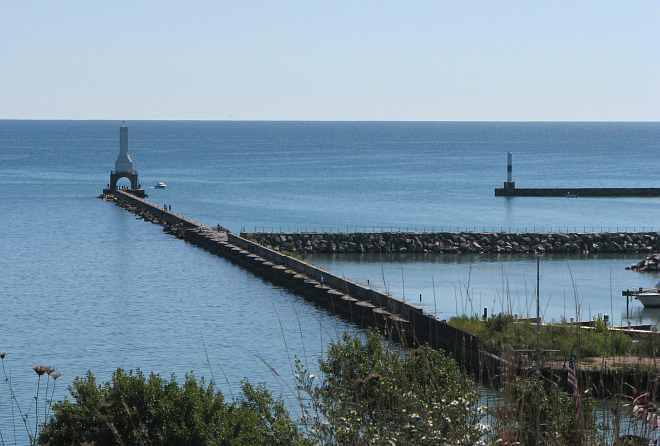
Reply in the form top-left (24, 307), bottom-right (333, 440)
top-left (105, 171), bottom-right (147, 198)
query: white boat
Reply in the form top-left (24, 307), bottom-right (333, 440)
top-left (636, 291), bottom-right (660, 308)
top-left (154, 182), bottom-right (167, 189)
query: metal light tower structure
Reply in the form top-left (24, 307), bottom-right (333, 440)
top-left (115, 121), bottom-right (135, 173)
top-left (107, 121), bottom-right (145, 197)
top-left (504, 152), bottom-right (515, 191)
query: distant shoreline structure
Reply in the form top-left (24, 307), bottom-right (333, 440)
top-left (494, 152), bottom-right (660, 197)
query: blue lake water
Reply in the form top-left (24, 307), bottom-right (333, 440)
top-left (2, 120), bottom-right (660, 437)
top-left (308, 253), bottom-right (660, 326)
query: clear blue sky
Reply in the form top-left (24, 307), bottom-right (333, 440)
top-left (1, 1), bottom-right (658, 120)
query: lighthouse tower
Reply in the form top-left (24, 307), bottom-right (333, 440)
top-left (107, 122), bottom-right (145, 197)
top-left (503, 152), bottom-right (515, 191)
top-left (115, 122), bottom-right (135, 173)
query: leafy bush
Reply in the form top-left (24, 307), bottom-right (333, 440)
top-left (296, 331), bottom-right (484, 446)
top-left (39, 369), bottom-right (308, 446)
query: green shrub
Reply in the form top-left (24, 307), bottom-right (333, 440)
top-left (39, 369), bottom-right (309, 446)
top-left (296, 331), bottom-right (484, 446)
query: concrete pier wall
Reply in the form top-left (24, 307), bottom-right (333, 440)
top-left (227, 233), bottom-right (419, 316)
top-left (106, 190), bottom-right (484, 375)
top-left (109, 190), bottom-right (200, 229)
top-left (495, 187), bottom-right (660, 197)
top-left (103, 190), bottom-right (660, 395)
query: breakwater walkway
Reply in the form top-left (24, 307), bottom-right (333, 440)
top-left (242, 231), bottom-right (660, 255)
top-left (494, 153), bottom-right (660, 197)
top-left (103, 190), bottom-right (485, 376)
top-left (495, 187), bottom-right (660, 197)
top-left (101, 190), bottom-right (660, 396)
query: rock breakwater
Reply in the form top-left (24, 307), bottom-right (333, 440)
top-left (627, 254), bottom-right (660, 272)
top-left (242, 232), bottom-right (660, 256)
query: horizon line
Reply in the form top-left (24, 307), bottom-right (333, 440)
top-left (1, 118), bottom-right (659, 123)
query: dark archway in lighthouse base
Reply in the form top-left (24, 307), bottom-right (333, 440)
top-left (108, 171), bottom-right (145, 197)
top-left (110, 171), bottom-right (139, 190)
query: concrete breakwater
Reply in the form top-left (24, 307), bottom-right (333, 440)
top-left (242, 231), bottom-right (660, 255)
top-left (103, 190), bottom-right (490, 379)
top-left (100, 191), bottom-right (660, 395)
top-left (495, 187), bottom-right (660, 197)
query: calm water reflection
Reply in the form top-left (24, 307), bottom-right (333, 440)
top-left (308, 253), bottom-right (660, 326)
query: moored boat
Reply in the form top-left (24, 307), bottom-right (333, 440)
top-left (636, 291), bottom-right (660, 308)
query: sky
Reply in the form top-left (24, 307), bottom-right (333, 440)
top-left (1, 1), bottom-right (659, 121)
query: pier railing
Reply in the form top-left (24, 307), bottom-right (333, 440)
top-left (243, 224), bottom-right (660, 235)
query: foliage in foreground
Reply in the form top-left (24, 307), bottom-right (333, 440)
top-left (296, 331), bottom-right (485, 445)
top-left (8, 331), bottom-right (658, 445)
top-left (33, 332), bottom-right (485, 446)
top-left (494, 373), bottom-right (598, 445)
top-left (39, 369), bottom-right (308, 446)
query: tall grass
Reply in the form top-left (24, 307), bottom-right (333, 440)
top-left (0, 353), bottom-right (61, 446)
top-left (448, 314), bottom-right (645, 358)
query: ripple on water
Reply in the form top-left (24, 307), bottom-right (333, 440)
top-left (0, 197), bottom-right (359, 437)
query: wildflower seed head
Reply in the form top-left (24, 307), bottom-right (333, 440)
top-left (49, 370), bottom-right (62, 380)
top-left (33, 364), bottom-right (49, 376)
top-left (0, 352), bottom-right (6, 359)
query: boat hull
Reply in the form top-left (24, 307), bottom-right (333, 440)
top-left (636, 293), bottom-right (660, 308)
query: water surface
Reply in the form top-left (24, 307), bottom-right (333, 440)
top-left (308, 253), bottom-right (660, 326)
top-left (2, 121), bottom-right (660, 437)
